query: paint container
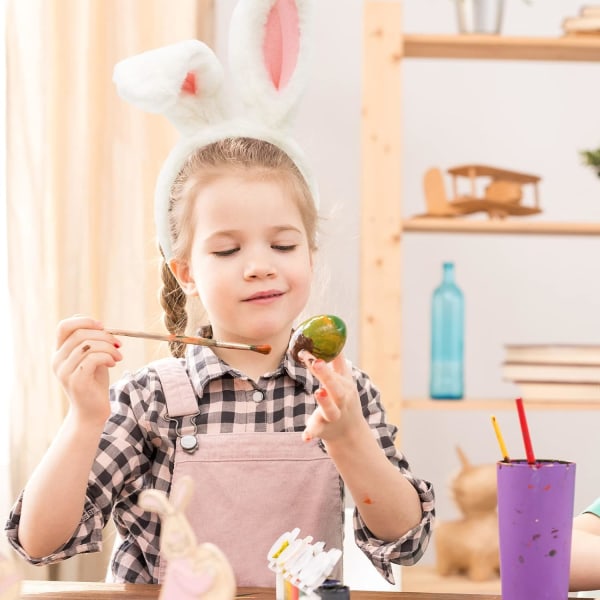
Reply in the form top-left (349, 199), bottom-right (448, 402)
top-left (497, 459), bottom-right (575, 600)
top-left (315, 579), bottom-right (350, 600)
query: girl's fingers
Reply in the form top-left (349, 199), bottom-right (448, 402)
top-left (299, 349), bottom-right (359, 442)
top-left (314, 388), bottom-right (341, 422)
top-left (302, 408), bottom-right (325, 441)
top-left (330, 353), bottom-right (351, 377)
top-left (309, 358), bottom-right (347, 400)
top-left (299, 351), bottom-right (351, 387)
top-left (73, 342), bottom-right (121, 372)
top-left (75, 340), bottom-right (122, 366)
top-left (73, 351), bottom-right (117, 377)
top-left (52, 319), bottom-right (121, 374)
top-left (303, 389), bottom-right (344, 441)
top-left (54, 339), bottom-right (122, 383)
top-left (55, 316), bottom-right (104, 348)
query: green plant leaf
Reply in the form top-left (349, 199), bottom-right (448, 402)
top-left (580, 148), bottom-right (600, 176)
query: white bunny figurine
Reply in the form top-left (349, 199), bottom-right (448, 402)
top-left (139, 476), bottom-right (236, 600)
top-left (0, 551), bottom-right (21, 600)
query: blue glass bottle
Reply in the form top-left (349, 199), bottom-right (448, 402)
top-left (430, 262), bottom-right (464, 400)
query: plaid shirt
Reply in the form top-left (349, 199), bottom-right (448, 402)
top-left (6, 343), bottom-right (434, 583)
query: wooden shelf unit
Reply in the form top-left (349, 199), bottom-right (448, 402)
top-left (360, 4), bottom-right (600, 428)
top-left (402, 219), bottom-right (600, 235)
top-left (360, 9), bottom-right (600, 593)
top-left (403, 34), bottom-right (600, 62)
top-left (403, 398), bottom-right (600, 411)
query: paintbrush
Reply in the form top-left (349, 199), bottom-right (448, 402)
top-left (105, 328), bottom-right (271, 355)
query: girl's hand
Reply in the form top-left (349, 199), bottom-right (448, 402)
top-left (299, 351), bottom-right (366, 443)
top-left (51, 316), bottom-right (123, 425)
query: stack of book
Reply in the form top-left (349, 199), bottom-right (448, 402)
top-left (502, 344), bottom-right (600, 402)
top-left (563, 5), bottom-right (600, 36)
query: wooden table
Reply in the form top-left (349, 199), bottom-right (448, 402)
top-left (20, 581), bottom-right (597, 599)
top-left (19, 581), bottom-right (505, 600)
top-left (21, 581), bottom-right (506, 600)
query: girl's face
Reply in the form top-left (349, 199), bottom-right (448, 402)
top-left (172, 172), bottom-right (314, 348)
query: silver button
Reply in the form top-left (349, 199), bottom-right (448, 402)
top-left (252, 390), bottom-right (264, 403)
top-left (180, 434), bottom-right (198, 453)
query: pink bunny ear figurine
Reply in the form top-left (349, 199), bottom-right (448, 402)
top-left (0, 551), bottom-right (21, 600)
top-left (139, 476), bottom-right (236, 600)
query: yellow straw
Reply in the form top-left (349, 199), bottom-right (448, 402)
top-left (491, 415), bottom-right (510, 462)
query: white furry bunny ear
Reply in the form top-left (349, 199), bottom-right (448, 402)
top-left (229, 0), bottom-right (313, 129)
top-left (112, 40), bottom-right (227, 136)
top-left (113, 0), bottom-right (318, 263)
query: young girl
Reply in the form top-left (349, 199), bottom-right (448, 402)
top-left (570, 498), bottom-right (600, 592)
top-left (5, 1), bottom-right (434, 587)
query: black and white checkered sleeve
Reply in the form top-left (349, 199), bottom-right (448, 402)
top-left (350, 367), bottom-right (435, 583)
top-left (4, 375), bottom-right (156, 566)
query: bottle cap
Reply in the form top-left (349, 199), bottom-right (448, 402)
top-left (316, 579), bottom-right (350, 600)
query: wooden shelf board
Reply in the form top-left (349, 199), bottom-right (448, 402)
top-left (403, 398), bottom-right (600, 411)
top-left (404, 34), bottom-right (600, 62)
top-left (402, 219), bottom-right (600, 235)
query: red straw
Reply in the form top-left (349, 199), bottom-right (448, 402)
top-left (515, 397), bottom-right (536, 465)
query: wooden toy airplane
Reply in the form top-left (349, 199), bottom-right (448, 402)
top-left (417, 164), bottom-right (542, 220)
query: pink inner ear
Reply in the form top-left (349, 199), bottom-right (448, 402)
top-left (263, 0), bottom-right (300, 90)
top-left (180, 71), bottom-right (197, 95)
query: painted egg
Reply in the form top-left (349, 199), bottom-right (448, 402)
top-left (289, 315), bottom-right (347, 363)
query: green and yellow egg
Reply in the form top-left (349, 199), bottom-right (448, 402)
top-left (289, 314), bottom-right (347, 363)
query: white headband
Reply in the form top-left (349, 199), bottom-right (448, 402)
top-left (112, 0), bottom-right (317, 262)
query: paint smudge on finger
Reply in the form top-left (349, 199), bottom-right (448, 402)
top-left (315, 388), bottom-right (328, 400)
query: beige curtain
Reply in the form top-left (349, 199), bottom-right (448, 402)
top-left (6, 0), bottom-right (213, 581)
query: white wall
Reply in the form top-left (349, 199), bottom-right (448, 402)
top-left (401, 0), bottom-right (600, 566)
top-left (216, 1), bottom-right (600, 568)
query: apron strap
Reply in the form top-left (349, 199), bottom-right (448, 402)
top-left (151, 357), bottom-right (198, 417)
top-left (150, 357), bottom-right (201, 582)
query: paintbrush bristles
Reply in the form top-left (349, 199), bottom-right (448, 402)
top-left (248, 344), bottom-right (271, 355)
top-left (105, 329), bottom-right (271, 355)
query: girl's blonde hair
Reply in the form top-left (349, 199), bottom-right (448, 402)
top-left (160, 137), bottom-right (318, 357)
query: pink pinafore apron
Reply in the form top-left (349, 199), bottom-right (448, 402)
top-left (152, 358), bottom-right (343, 587)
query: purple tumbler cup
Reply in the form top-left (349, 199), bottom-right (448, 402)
top-left (497, 460), bottom-right (576, 600)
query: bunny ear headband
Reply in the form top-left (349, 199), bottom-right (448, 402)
top-left (113, 0), bottom-right (317, 262)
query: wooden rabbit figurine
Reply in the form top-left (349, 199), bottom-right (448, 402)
top-left (435, 446), bottom-right (500, 582)
top-left (139, 476), bottom-right (236, 600)
top-left (0, 551), bottom-right (21, 600)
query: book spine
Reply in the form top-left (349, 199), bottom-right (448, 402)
top-left (581, 6), bottom-right (600, 18)
top-left (563, 17), bottom-right (600, 32)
